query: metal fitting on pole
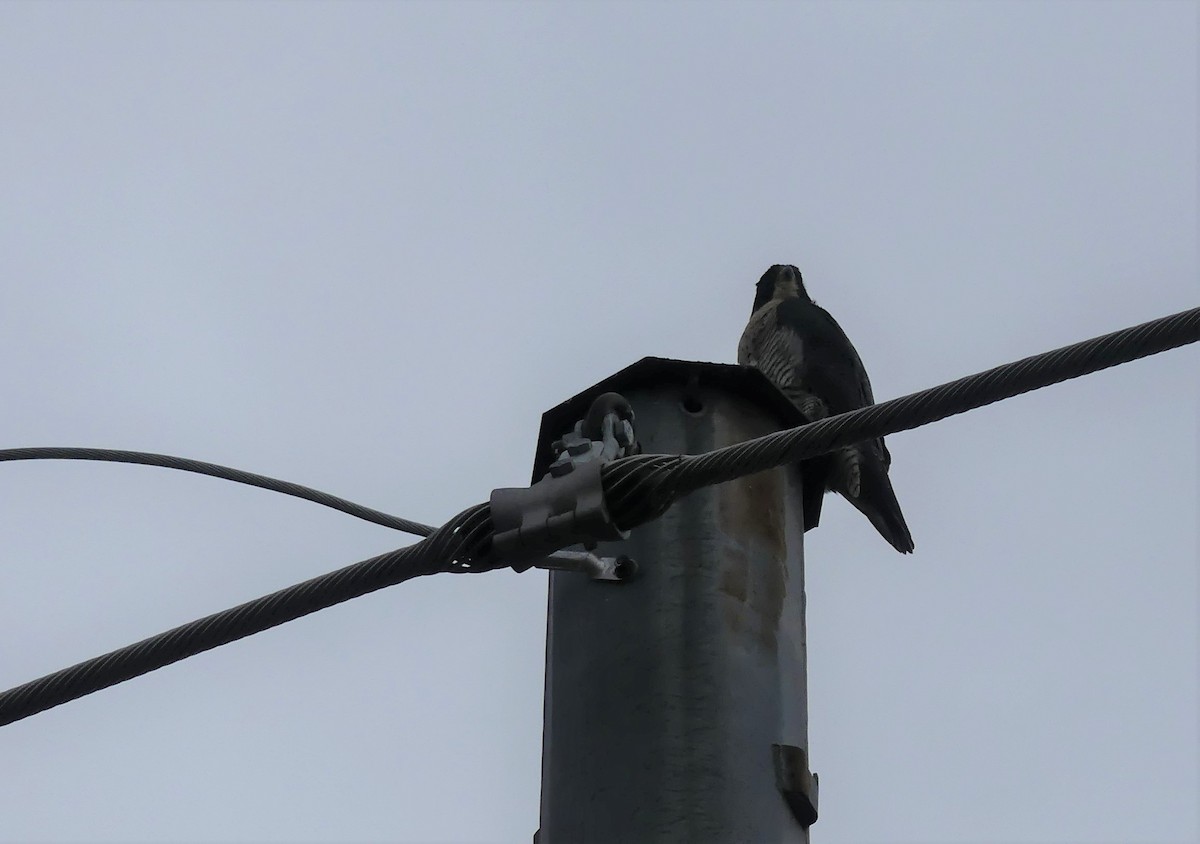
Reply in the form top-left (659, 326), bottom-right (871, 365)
top-left (491, 392), bottom-right (639, 573)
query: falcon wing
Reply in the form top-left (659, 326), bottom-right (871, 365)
top-left (774, 297), bottom-right (875, 414)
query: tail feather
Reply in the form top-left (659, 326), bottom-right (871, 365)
top-left (832, 446), bottom-right (915, 554)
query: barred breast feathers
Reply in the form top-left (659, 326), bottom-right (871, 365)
top-left (739, 300), bottom-right (826, 422)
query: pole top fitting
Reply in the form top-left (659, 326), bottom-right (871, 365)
top-left (491, 393), bottom-right (638, 572)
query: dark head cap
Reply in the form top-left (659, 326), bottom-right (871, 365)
top-left (752, 264), bottom-right (808, 311)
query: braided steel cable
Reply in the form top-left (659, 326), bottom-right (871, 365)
top-left (602, 307), bottom-right (1200, 529)
top-left (2, 307), bottom-right (1195, 728)
top-left (0, 503), bottom-right (493, 728)
top-left (0, 448), bottom-right (436, 537)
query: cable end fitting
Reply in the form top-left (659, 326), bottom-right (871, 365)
top-left (493, 392), bottom-right (638, 572)
top-left (491, 460), bottom-right (629, 571)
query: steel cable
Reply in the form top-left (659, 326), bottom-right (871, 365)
top-left (601, 307), bottom-right (1200, 528)
top-left (0, 504), bottom-right (493, 728)
top-left (1, 306), bottom-right (1195, 728)
top-left (0, 447), bottom-right (436, 537)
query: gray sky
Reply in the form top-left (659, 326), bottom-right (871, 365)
top-left (1, 2), bottom-right (1196, 842)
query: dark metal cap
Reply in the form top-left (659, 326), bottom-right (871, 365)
top-left (531, 356), bottom-right (829, 531)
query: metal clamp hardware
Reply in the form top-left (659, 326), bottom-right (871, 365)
top-left (492, 392), bottom-right (638, 573)
top-left (547, 392), bottom-right (638, 476)
top-left (492, 459), bottom-right (628, 570)
top-left (532, 549), bottom-right (638, 582)
top-left (772, 743), bottom-right (819, 828)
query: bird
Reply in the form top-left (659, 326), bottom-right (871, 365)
top-left (738, 264), bottom-right (914, 553)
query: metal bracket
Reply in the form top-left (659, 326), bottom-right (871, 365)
top-left (492, 392), bottom-right (638, 573)
top-left (492, 460), bottom-right (629, 570)
top-left (772, 743), bottom-right (819, 828)
top-left (547, 391), bottom-right (638, 475)
top-left (531, 549), bottom-right (638, 582)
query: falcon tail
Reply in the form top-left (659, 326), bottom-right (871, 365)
top-left (845, 454), bottom-right (915, 554)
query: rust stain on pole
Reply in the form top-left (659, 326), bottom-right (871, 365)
top-left (717, 469), bottom-right (788, 652)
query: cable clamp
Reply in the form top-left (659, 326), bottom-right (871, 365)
top-left (491, 393), bottom-right (637, 571)
top-left (546, 391), bottom-right (638, 475)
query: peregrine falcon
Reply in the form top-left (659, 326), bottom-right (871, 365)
top-left (738, 264), bottom-right (915, 553)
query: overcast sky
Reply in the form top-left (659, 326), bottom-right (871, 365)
top-left (1, 2), bottom-right (1196, 843)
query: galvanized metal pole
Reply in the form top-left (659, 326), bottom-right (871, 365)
top-left (534, 359), bottom-right (820, 844)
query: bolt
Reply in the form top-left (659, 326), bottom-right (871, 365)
top-left (613, 556), bottom-right (637, 580)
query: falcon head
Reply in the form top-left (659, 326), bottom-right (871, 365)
top-left (752, 264), bottom-right (810, 311)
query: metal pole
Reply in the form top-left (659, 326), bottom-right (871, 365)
top-left (535, 360), bottom-right (819, 843)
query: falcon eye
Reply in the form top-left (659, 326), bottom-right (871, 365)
top-left (681, 393), bottom-right (705, 415)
